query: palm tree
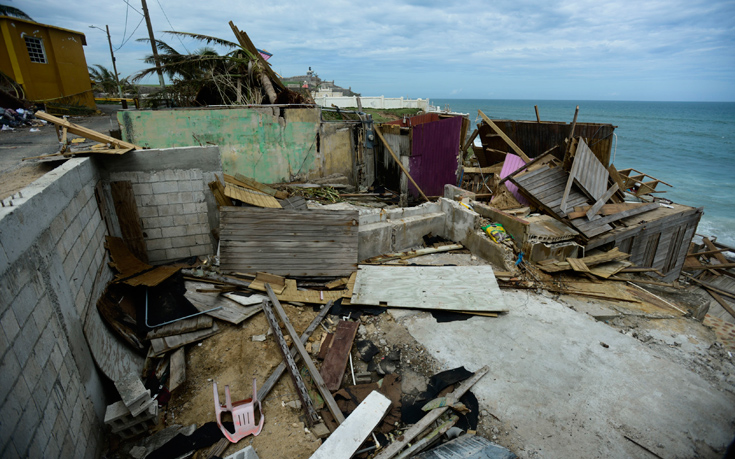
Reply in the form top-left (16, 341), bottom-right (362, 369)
top-left (0, 4), bottom-right (34, 21)
top-left (88, 64), bottom-right (118, 95)
top-left (133, 26), bottom-right (307, 107)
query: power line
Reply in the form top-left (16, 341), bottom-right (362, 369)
top-left (115, 17), bottom-right (145, 51)
top-left (120, 0), bottom-right (144, 16)
top-left (118, 0), bottom-right (130, 48)
top-left (156, 0), bottom-right (189, 53)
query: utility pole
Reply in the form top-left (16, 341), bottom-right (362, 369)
top-left (140, 0), bottom-right (166, 92)
top-left (105, 25), bottom-right (123, 100)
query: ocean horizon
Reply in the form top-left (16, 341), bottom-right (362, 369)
top-left (432, 98), bottom-right (735, 248)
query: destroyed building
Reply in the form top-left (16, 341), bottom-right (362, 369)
top-left (0, 23), bottom-right (733, 459)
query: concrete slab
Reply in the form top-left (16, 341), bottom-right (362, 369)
top-left (390, 290), bottom-right (735, 458)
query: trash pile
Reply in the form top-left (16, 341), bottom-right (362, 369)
top-left (0, 107), bottom-right (44, 129)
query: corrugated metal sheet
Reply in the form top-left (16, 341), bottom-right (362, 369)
top-left (497, 153), bottom-right (530, 205)
top-left (408, 115), bottom-right (463, 197)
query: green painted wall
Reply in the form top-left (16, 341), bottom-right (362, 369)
top-left (118, 107), bottom-right (335, 184)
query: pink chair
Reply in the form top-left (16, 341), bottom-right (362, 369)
top-left (213, 379), bottom-right (264, 442)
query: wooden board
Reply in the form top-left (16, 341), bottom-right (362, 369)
top-left (169, 348), bottom-right (186, 391)
top-left (35, 111), bottom-right (141, 150)
top-left (219, 207), bottom-right (359, 276)
top-left (184, 281), bottom-right (262, 324)
top-left (110, 181), bottom-right (148, 262)
top-left (320, 320), bottom-right (359, 391)
top-left (146, 315), bottom-right (213, 340)
top-left (310, 391), bottom-right (391, 459)
top-left (105, 236), bottom-right (179, 286)
top-left (150, 323), bottom-right (220, 357)
top-left (561, 137), bottom-right (609, 213)
top-left (569, 202), bottom-right (650, 219)
top-left (230, 173), bottom-right (288, 199)
top-left (351, 266), bottom-right (507, 312)
top-left (224, 184), bottom-right (282, 208)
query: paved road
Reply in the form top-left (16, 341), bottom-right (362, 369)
top-left (0, 104), bottom-right (121, 173)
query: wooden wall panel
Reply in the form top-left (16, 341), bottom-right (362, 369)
top-left (219, 207), bottom-right (359, 276)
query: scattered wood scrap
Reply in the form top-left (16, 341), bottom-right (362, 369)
top-left (320, 320), bottom-right (359, 391)
top-left (35, 111), bottom-right (142, 152)
top-left (229, 173), bottom-right (289, 199)
top-left (150, 323), bottom-right (220, 357)
top-left (224, 184), bottom-right (282, 208)
top-left (184, 281), bottom-right (263, 324)
top-left (105, 236), bottom-right (180, 287)
top-left (537, 248), bottom-right (630, 273)
top-left (145, 315), bottom-right (213, 340)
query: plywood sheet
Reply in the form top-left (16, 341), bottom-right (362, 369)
top-left (224, 184), bottom-right (281, 208)
top-left (219, 207), bottom-right (359, 276)
top-left (320, 320), bottom-right (359, 391)
top-left (351, 266), bottom-right (506, 312)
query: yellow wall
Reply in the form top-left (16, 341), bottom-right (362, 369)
top-left (0, 17), bottom-right (95, 108)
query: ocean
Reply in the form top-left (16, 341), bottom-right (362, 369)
top-left (432, 99), bottom-right (735, 247)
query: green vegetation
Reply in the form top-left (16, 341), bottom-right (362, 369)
top-left (321, 107), bottom-right (423, 123)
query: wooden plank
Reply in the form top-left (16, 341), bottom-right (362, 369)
top-left (150, 323), bottom-right (220, 357)
top-left (588, 260), bottom-right (632, 279)
top-left (224, 185), bottom-right (282, 208)
top-left (567, 258), bottom-right (591, 273)
top-left (231, 173), bottom-right (288, 199)
top-left (257, 300), bottom-right (334, 402)
top-left (318, 333), bottom-right (334, 360)
top-left (248, 272), bottom-right (287, 294)
top-left (310, 391), bottom-right (391, 459)
top-left (110, 181), bottom-right (148, 262)
top-left (35, 111), bottom-right (141, 150)
top-left (572, 202), bottom-right (659, 231)
top-left (351, 266), bottom-right (506, 312)
top-left (220, 207), bottom-right (359, 276)
top-left (585, 183), bottom-right (619, 220)
top-left (265, 285), bottom-right (345, 424)
top-left (374, 126), bottom-right (430, 202)
top-left (320, 320), bottom-right (359, 391)
top-left (478, 111), bottom-right (530, 162)
top-left (146, 315), bottom-right (213, 340)
top-left (374, 366), bottom-right (489, 459)
top-left (169, 348), bottom-right (186, 391)
top-left (208, 177), bottom-right (233, 207)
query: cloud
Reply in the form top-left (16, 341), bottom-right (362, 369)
top-left (18, 0), bottom-right (735, 100)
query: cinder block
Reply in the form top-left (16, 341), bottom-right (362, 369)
top-left (151, 181), bottom-right (178, 194)
top-left (13, 318), bottom-right (39, 367)
top-left (1, 307), bottom-right (21, 342)
top-left (182, 202), bottom-right (198, 214)
top-left (151, 192), bottom-right (170, 207)
top-left (171, 235), bottom-right (197, 249)
top-left (159, 203), bottom-right (184, 217)
top-left (13, 394), bottom-right (40, 453)
top-left (138, 206), bottom-right (158, 218)
top-left (161, 226), bottom-right (187, 238)
top-left (11, 283), bottom-right (39, 327)
top-left (114, 373), bottom-right (154, 416)
top-left (165, 247), bottom-right (191, 260)
top-left (104, 400), bottom-right (158, 438)
top-left (132, 183), bottom-right (153, 196)
top-left (190, 244), bottom-right (210, 257)
top-left (187, 223), bottom-right (207, 236)
top-left (147, 249), bottom-right (168, 263)
top-left (178, 180), bottom-right (194, 192)
top-left (146, 238), bottom-right (172, 251)
top-left (0, 389), bottom-right (23, 446)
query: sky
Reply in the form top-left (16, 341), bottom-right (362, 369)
top-left (13, 0), bottom-right (735, 101)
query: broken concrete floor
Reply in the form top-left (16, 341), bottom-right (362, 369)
top-left (390, 288), bottom-right (735, 458)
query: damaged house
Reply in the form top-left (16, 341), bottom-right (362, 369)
top-left (0, 22), bottom-right (733, 459)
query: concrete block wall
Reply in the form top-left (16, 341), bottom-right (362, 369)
top-left (0, 158), bottom-right (110, 459)
top-left (98, 146), bottom-right (222, 264)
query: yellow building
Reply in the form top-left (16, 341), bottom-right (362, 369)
top-left (0, 15), bottom-right (95, 109)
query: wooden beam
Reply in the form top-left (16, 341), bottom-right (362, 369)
top-left (688, 248), bottom-right (734, 257)
top-left (461, 128), bottom-right (479, 155)
top-left (478, 110), bottom-right (531, 162)
top-left (374, 366), bottom-right (490, 459)
top-left (265, 284), bottom-right (345, 424)
top-left (228, 22), bottom-right (285, 90)
top-left (683, 262), bottom-right (735, 271)
top-left (534, 105), bottom-right (541, 122)
top-left (565, 105), bottom-right (579, 155)
top-left (35, 111), bottom-right (141, 150)
top-left (374, 126), bottom-right (430, 202)
top-left (320, 320), bottom-right (359, 391)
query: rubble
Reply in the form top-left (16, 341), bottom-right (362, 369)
top-left (2, 83), bottom-right (734, 459)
